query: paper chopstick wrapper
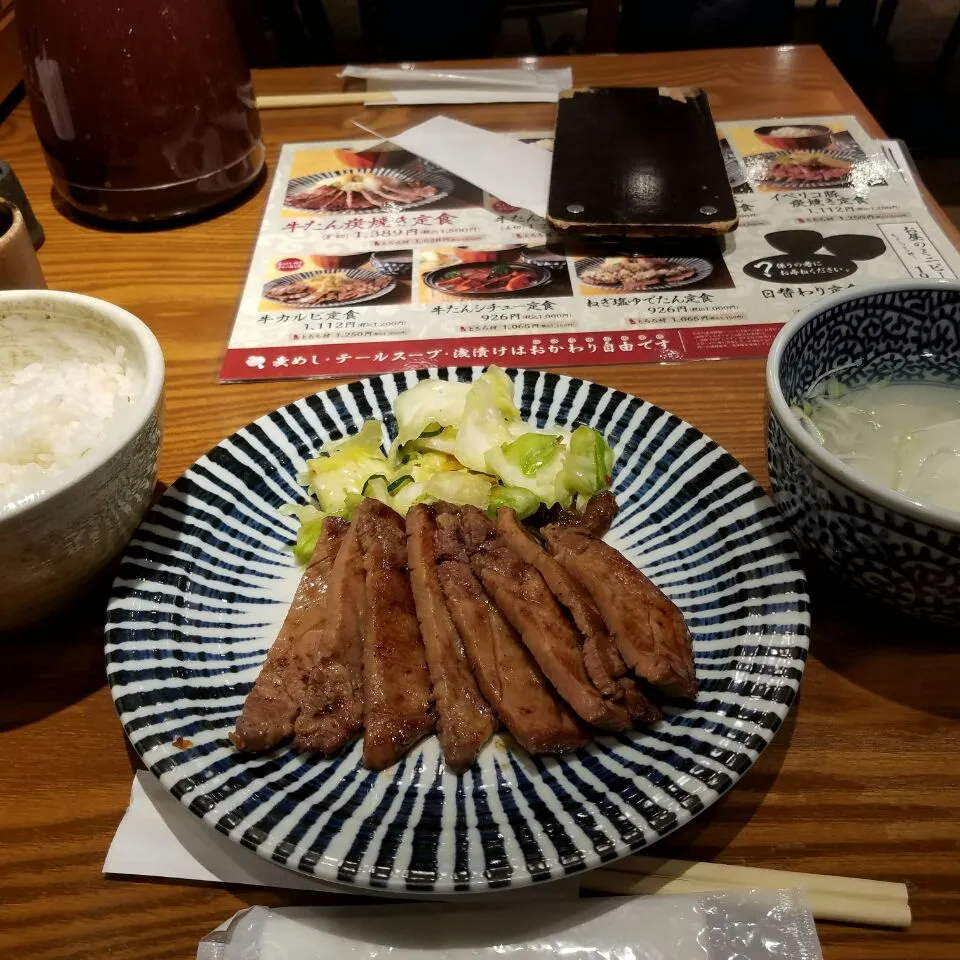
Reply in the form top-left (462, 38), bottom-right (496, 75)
top-left (339, 65), bottom-right (573, 104)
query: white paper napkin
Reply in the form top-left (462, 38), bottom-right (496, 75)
top-left (379, 116), bottom-right (552, 216)
top-left (105, 771), bottom-right (580, 900)
top-left (105, 771), bottom-right (343, 892)
top-left (340, 65), bottom-right (573, 105)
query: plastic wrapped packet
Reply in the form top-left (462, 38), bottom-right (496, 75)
top-left (196, 889), bottom-right (822, 960)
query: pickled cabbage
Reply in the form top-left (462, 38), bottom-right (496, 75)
top-left (287, 367), bottom-right (619, 558)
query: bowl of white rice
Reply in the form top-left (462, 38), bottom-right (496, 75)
top-left (754, 123), bottom-right (833, 151)
top-left (0, 290), bottom-right (163, 631)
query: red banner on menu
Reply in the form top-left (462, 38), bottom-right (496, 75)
top-left (221, 324), bottom-right (783, 380)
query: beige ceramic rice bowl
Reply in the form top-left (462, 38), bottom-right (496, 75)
top-left (0, 291), bottom-right (163, 631)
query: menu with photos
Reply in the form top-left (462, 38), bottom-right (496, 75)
top-left (221, 116), bottom-right (960, 382)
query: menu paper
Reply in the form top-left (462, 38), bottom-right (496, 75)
top-left (221, 116), bottom-right (960, 382)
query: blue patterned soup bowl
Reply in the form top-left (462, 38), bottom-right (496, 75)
top-left (766, 280), bottom-right (960, 625)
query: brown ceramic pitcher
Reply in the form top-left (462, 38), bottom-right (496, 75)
top-left (17, 0), bottom-right (265, 223)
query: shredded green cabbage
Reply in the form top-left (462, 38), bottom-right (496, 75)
top-left (485, 442), bottom-right (571, 509)
top-left (285, 366), bottom-right (618, 559)
top-left (393, 378), bottom-right (471, 445)
top-left (563, 426), bottom-right (614, 495)
top-left (500, 433), bottom-right (562, 477)
top-left (305, 420), bottom-right (387, 515)
top-left (454, 378), bottom-right (514, 472)
top-left (486, 485), bottom-right (541, 520)
top-left (423, 470), bottom-right (495, 507)
top-left (293, 510), bottom-right (326, 564)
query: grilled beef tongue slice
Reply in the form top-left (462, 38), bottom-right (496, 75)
top-left (539, 491), bottom-right (619, 538)
top-left (406, 503), bottom-right (497, 771)
top-left (434, 508), bottom-right (586, 754)
top-left (458, 506), bottom-right (631, 732)
top-left (356, 498), bottom-right (435, 770)
top-left (294, 518), bottom-right (367, 754)
top-left (231, 517), bottom-right (347, 753)
top-left (495, 507), bottom-right (661, 724)
top-left (542, 525), bottom-right (697, 698)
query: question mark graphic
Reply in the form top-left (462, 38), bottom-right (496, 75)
top-left (753, 260), bottom-right (775, 279)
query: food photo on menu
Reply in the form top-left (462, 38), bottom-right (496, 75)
top-left (572, 239), bottom-right (735, 295)
top-left (731, 121), bottom-right (884, 191)
top-left (417, 243), bottom-right (575, 302)
top-left (260, 250), bottom-right (413, 309)
top-left (282, 144), bottom-right (483, 215)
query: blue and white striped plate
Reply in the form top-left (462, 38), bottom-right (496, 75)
top-left (105, 368), bottom-right (809, 894)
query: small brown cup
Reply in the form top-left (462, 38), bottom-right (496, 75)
top-left (0, 199), bottom-right (46, 290)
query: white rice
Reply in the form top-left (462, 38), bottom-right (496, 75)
top-left (0, 347), bottom-right (136, 507)
top-left (767, 125), bottom-right (824, 137)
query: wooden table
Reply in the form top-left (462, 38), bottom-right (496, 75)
top-left (2, 46), bottom-right (959, 960)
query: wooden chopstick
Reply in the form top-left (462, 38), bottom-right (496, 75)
top-left (615, 855), bottom-right (909, 902)
top-left (580, 857), bottom-right (911, 929)
top-left (581, 871), bottom-right (912, 928)
top-left (256, 91), bottom-right (397, 109)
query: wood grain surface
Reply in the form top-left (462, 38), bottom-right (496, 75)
top-left (1, 47), bottom-right (959, 960)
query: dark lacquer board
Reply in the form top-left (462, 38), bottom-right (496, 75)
top-left (547, 86), bottom-right (738, 237)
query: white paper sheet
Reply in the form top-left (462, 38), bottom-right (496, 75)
top-left (105, 772), bottom-right (580, 900)
top-left (382, 116), bottom-right (552, 215)
top-left (104, 771), bottom-right (342, 892)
